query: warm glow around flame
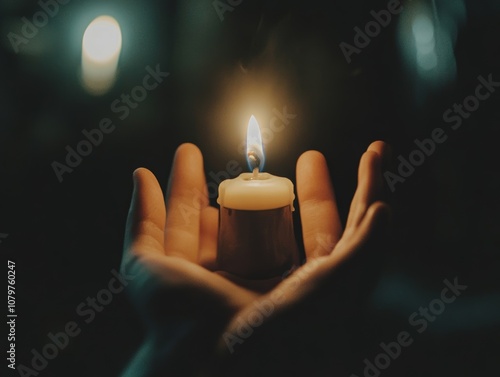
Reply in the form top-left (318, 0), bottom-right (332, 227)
top-left (246, 115), bottom-right (265, 172)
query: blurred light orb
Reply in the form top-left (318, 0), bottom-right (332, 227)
top-left (412, 15), bottom-right (434, 45)
top-left (83, 16), bottom-right (122, 63)
top-left (398, 0), bottom-right (463, 96)
top-left (81, 15), bottom-right (122, 95)
top-left (412, 14), bottom-right (437, 71)
top-left (417, 50), bottom-right (438, 71)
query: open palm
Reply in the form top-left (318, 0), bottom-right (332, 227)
top-left (121, 142), bottom-right (390, 377)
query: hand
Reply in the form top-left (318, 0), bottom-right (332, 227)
top-left (120, 142), bottom-right (390, 377)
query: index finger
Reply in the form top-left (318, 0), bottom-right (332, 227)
top-left (296, 150), bottom-right (342, 258)
top-left (164, 143), bottom-right (209, 262)
top-left (346, 141), bottom-right (388, 230)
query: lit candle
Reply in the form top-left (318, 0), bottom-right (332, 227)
top-left (81, 15), bottom-right (122, 95)
top-left (217, 116), bottom-right (300, 280)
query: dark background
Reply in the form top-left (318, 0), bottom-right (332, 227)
top-left (1, 0), bottom-right (499, 376)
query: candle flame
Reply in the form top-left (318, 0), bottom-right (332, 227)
top-left (246, 115), bottom-right (265, 172)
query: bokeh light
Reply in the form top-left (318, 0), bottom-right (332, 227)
top-left (81, 15), bottom-right (122, 95)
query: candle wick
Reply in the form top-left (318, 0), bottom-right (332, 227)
top-left (247, 150), bottom-right (261, 172)
top-left (252, 167), bottom-right (259, 179)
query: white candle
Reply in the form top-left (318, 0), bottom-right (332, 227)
top-left (217, 172), bottom-right (294, 210)
top-left (216, 115), bottom-right (299, 279)
top-left (217, 115), bottom-right (295, 211)
top-left (81, 15), bottom-right (122, 95)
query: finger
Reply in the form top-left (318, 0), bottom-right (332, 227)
top-left (367, 140), bottom-right (389, 161)
top-left (123, 168), bottom-right (166, 268)
top-left (198, 206), bottom-right (219, 270)
top-left (263, 202), bottom-right (390, 313)
top-left (297, 150), bottom-right (342, 258)
top-left (370, 140), bottom-right (392, 170)
top-left (329, 201), bottom-right (390, 266)
top-left (164, 143), bottom-right (209, 262)
top-left (345, 141), bottom-right (387, 230)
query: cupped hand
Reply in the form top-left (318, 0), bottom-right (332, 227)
top-left (120, 142), bottom-right (390, 377)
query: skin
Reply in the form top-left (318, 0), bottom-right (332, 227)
top-left (121, 141), bottom-right (390, 377)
